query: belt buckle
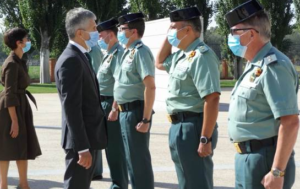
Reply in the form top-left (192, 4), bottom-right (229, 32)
top-left (234, 143), bottom-right (242, 154)
top-left (167, 115), bottom-right (173, 123)
top-left (118, 105), bottom-right (123, 112)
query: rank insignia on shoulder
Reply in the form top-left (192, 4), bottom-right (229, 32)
top-left (129, 49), bottom-right (135, 59)
top-left (264, 54), bottom-right (277, 65)
top-left (188, 51), bottom-right (196, 62)
top-left (136, 43), bottom-right (143, 49)
top-left (198, 45), bottom-right (208, 53)
top-left (250, 67), bottom-right (263, 82)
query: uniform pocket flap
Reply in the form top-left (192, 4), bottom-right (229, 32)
top-left (237, 86), bottom-right (258, 100)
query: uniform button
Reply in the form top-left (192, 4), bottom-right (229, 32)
top-left (242, 92), bottom-right (245, 95)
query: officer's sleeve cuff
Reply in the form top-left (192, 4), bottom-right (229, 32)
top-left (199, 88), bottom-right (221, 98)
top-left (273, 108), bottom-right (299, 119)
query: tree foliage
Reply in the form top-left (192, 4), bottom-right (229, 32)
top-left (0, 0), bottom-right (23, 28)
top-left (79, 0), bottom-right (127, 22)
top-left (294, 0), bottom-right (300, 31)
top-left (171, 0), bottom-right (214, 34)
top-left (129, 0), bottom-right (161, 20)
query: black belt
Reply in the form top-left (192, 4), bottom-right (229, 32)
top-left (234, 136), bottom-right (278, 154)
top-left (100, 95), bottom-right (113, 101)
top-left (118, 100), bottom-right (143, 112)
top-left (4, 89), bottom-right (38, 109)
top-left (167, 111), bottom-right (202, 123)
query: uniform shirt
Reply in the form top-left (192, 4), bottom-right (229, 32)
top-left (114, 39), bottom-right (155, 104)
top-left (89, 45), bottom-right (104, 73)
top-left (163, 38), bottom-right (221, 114)
top-left (228, 42), bottom-right (299, 143)
top-left (97, 42), bottom-right (124, 96)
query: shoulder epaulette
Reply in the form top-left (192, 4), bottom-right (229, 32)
top-left (264, 54), bottom-right (277, 65)
top-left (198, 45), bottom-right (208, 53)
top-left (135, 42), bottom-right (143, 49)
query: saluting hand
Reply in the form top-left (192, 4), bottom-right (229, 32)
top-left (77, 151), bottom-right (92, 169)
top-left (136, 122), bottom-right (150, 133)
top-left (261, 172), bottom-right (284, 189)
top-left (10, 120), bottom-right (19, 138)
top-left (197, 142), bottom-right (212, 157)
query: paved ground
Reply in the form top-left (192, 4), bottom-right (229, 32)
top-left (5, 88), bottom-right (300, 189)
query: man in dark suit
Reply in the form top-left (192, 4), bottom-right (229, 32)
top-left (55, 7), bottom-right (107, 189)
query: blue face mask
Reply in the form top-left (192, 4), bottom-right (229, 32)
top-left (22, 41), bottom-right (31, 53)
top-left (85, 31), bottom-right (99, 48)
top-left (228, 32), bottom-right (252, 58)
top-left (117, 31), bottom-right (130, 46)
top-left (167, 27), bottom-right (187, 47)
top-left (98, 36), bottom-right (109, 50)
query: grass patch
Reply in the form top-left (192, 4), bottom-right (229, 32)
top-left (220, 80), bottom-right (236, 87)
top-left (0, 83), bottom-right (57, 94)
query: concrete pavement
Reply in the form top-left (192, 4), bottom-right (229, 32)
top-left (5, 88), bottom-right (300, 189)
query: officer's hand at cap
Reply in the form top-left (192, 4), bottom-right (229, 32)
top-left (197, 142), bottom-right (212, 157)
top-left (136, 122), bottom-right (150, 133)
top-left (261, 172), bottom-right (284, 189)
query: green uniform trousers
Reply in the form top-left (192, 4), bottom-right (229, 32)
top-left (235, 145), bottom-right (295, 189)
top-left (99, 98), bottom-right (129, 189)
top-left (169, 113), bottom-right (218, 189)
top-left (119, 103), bottom-right (154, 189)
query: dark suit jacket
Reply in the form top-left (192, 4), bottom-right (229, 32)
top-left (55, 43), bottom-right (107, 152)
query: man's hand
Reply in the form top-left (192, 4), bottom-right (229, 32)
top-left (10, 120), bottom-right (19, 138)
top-left (108, 110), bottom-right (118, 121)
top-left (197, 142), bottom-right (212, 157)
top-left (261, 172), bottom-right (284, 189)
top-left (136, 122), bottom-right (150, 133)
top-left (77, 151), bottom-right (92, 169)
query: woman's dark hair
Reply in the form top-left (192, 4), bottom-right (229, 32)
top-left (4, 28), bottom-right (28, 50)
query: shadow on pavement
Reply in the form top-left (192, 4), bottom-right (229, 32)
top-left (8, 177), bottom-right (63, 189)
top-left (219, 103), bottom-right (229, 112)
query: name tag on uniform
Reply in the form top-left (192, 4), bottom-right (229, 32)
top-left (175, 63), bottom-right (188, 73)
top-left (240, 80), bottom-right (257, 88)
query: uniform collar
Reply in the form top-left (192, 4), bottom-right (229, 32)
top-left (108, 42), bottom-right (119, 54)
top-left (250, 42), bottom-right (272, 66)
top-left (184, 38), bottom-right (202, 52)
top-left (128, 39), bottom-right (142, 50)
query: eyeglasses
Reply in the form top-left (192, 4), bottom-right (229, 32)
top-left (230, 28), bottom-right (259, 35)
top-left (118, 27), bottom-right (130, 32)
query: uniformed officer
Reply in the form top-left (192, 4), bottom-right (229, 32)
top-left (114, 13), bottom-right (155, 189)
top-left (95, 18), bottom-right (128, 188)
top-left (86, 27), bottom-right (104, 180)
top-left (156, 7), bottom-right (221, 189)
top-left (225, 1), bottom-right (299, 189)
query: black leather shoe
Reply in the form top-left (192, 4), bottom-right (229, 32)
top-left (92, 175), bottom-right (103, 181)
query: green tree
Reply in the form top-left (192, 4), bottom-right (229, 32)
top-left (0, 0), bottom-right (23, 28)
top-left (79, 0), bottom-right (127, 22)
top-left (18, 0), bottom-right (74, 83)
top-left (171, 0), bottom-right (214, 34)
top-left (294, 0), bottom-right (300, 31)
top-left (129, 0), bottom-right (161, 20)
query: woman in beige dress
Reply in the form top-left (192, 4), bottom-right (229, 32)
top-left (0, 28), bottom-right (41, 189)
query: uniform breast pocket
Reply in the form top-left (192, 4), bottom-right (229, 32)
top-left (122, 59), bottom-right (134, 72)
top-left (169, 69), bottom-right (188, 95)
top-left (99, 64), bottom-right (109, 74)
top-left (236, 86), bottom-right (258, 121)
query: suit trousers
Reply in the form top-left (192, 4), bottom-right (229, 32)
top-left (119, 104), bottom-right (154, 189)
top-left (169, 113), bottom-right (218, 189)
top-left (64, 149), bottom-right (97, 189)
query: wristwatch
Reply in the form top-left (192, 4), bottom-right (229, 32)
top-left (200, 136), bottom-right (212, 144)
top-left (271, 168), bottom-right (285, 177)
top-left (111, 107), bottom-right (118, 112)
top-left (142, 118), bottom-right (151, 124)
